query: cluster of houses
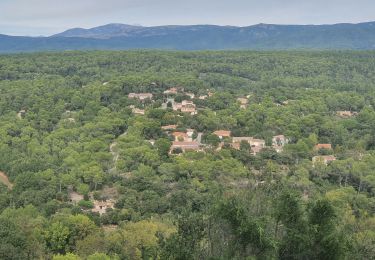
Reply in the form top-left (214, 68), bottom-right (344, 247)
top-left (163, 125), bottom-right (338, 167)
top-left (163, 126), bottom-right (289, 156)
top-left (162, 87), bottom-right (198, 115)
top-left (163, 99), bottom-right (198, 115)
top-left (161, 125), bottom-right (202, 153)
top-left (214, 130), bottom-right (288, 155)
top-left (128, 87), bottom-right (200, 115)
top-left (312, 143), bottom-right (336, 166)
top-left (127, 87), bottom-right (255, 117)
top-left (127, 86), bottom-right (340, 167)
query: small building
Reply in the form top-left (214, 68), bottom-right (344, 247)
top-left (251, 139), bottom-right (266, 148)
top-left (272, 135), bottom-right (289, 147)
top-left (164, 87), bottom-right (178, 95)
top-left (237, 98), bottom-right (248, 109)
top-left (314, 144), bottom-right (332, 151)
top-left (170, 141), bottom-right (201, 153)
top-left (336, 111), bottom-right (358, 118)
top-left (199, 95), bottom-right (208, 100)
top-left (132, 108), bottom-right (145, 115)
top-left (232, 136), bottom-right (265, 155)
top-left (312, 155), bottom-right (336, 166)
top-left (65, 118), bottom-right (76, 123)
top-left (173, 100), bottom-right (197, 115)
top-left (128, 93), bottom-right (153, 101)
top-left (214, 130), bottom-right (232, 139)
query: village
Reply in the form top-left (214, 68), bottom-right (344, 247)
top-left (61, 85), bottom-right (343, 216)
top-left (127, 86), bottom-right (339, 164)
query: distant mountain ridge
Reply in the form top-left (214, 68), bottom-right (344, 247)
top-left (1, 21), bottom-right (375, 53)
top-left (54, 23), bottom-right (145, 39)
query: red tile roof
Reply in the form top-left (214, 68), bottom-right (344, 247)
top-left (214, 130), bottom-right (231, 137)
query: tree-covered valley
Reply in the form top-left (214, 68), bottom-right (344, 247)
top-left (0, 50), bottom-right (374, 259)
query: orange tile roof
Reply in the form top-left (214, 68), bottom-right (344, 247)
top-left (214, 130), bottom-right (231, 137)
top-left (314, 144), bottom-right (332, 150)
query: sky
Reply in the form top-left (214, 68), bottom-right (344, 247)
top-left (1, 0), bottom-right (375, 36)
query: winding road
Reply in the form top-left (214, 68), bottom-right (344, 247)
top-left (109, 131), bottom-right (127, 174)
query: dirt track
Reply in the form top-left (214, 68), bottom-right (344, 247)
top-left (0, 171), bottom-right (13, 189)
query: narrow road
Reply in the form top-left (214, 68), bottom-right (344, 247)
top-left (196, 132), bottom-right (203, 144)
top-left (109, 142), bottom-right (119, 174)
top-left (109, 131), bottom-right (127, 174)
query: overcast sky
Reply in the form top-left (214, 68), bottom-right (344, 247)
top-left (1, 0), bottom-right (375, 36)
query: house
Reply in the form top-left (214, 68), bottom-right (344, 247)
top-left (214, 130), bottom-right (232, 139)
top-left (251, 139), bottom-right (266, 148)
top-left (132, 108), bottom-right (145, 115)
top-left (237, 98), bottom-right (248, 109)
top-left (172, 132), bottom-right (192, 142)
top-left (312, 155), bottom-right (336, 166)
top-left (232, 137), bottom-right (266, 148)
top-left (170, 141), bottom-right (200, 153)
top-left (199, 95), bottom-right (208, 100)
top-left (161, 125), bottom-right (178, 130)
top-left (128, 93), bottom-right (153, 101)
top-left (272, 135), bottom-right (289, 147)
top-left (314, 144), bottom-right (332, 151)
top-left (173, 100), bottom-right (197, 115)
top-left (92, 200), bottom-right (115, 215)
top-left (164, 87), bottom-right (178, 95)
top-left (65, 118), bottom-right (76, 123)
top-left (232, 137), bottom-right (265, 155)
top-left (337, 111), bottom-right (358, 118)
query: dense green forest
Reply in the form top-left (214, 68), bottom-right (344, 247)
top-left (0, 50), bottom-right (374, 259)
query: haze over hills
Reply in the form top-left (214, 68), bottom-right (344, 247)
top-left (1, 21), bottom-right (375, 53)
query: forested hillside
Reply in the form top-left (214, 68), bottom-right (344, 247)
top-left (2, 21), bottom-right (375, 52)
top-left (0, 51), bottom-right (374, 259)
